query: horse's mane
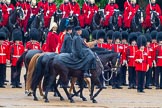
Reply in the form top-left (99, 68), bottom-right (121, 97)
top-left (91, 47), bottom-right (113, 55)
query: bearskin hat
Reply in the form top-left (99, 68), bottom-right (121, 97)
top-left (0, 32), bottom-right (6, 40)
top-left (113, 31), bottom-right (121, 41)
top-left (0, 27), bottom-right (9, 40)
top-left (96, 29), bottom-right (106, 40)
top-left (137, 35), bottom-right (147, 48)
top-left (92, 30), bottom-right (98, 40)
top-left (106, 30), bottom-right (113, 40)
top-left (66, 25), bottom-right (73, 31)
top-left (145, 33), bottom-right (152, 42)
top-left (121, 31), bottom-right (128, 40)
top-left (81, 29), bottom-right (90, 42)
top-left (29, 28), bottom-right (40, 41)
top-left (151, 30), bottom-right (158, 40)
top-left (75, 26), bottom-right (82, 31)
top-left (12, 29), bottom-right (22, 41)
top-left (136, 31), bottom-right (142, 36)
top-left (128, 32), bottom-right (137, 44)
top-left (156, 32), bottom-right (162, 43)
top-left (59, 18), bottom-right (69, 32)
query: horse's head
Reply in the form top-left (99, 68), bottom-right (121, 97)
top-left (16, 6), bottom-right (24, 20)
top-left (151, 10), bottom-right (160, 29)
top-left (37, 8), bottom-right (44, 28)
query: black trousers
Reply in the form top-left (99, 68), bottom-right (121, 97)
top-left (145, 67), bottom-right (152, 87)
top-left (112, 70), bottom-right (121, 87)
top-left (155, 66), bottom-right (162, 88)
top-left (137, 71), bottom-right (145, 91)
top-left (11, 66), bottom-right (19, 86)
top-left (0, 64), bottom-right (6, 86)
top-left (120, 65), bottom-right (127, 84)
top-left (128, 67), bottom-right (136, 87)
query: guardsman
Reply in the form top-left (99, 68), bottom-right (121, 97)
top-left (59, 0), bottom-right (70, 18)
top-left (25, 28), bottom-right (41, 50)
top-left (123, 0), bottom-right (139, 29)
top-left (123, 0), bottom-right (131, 19)
top-left (69, 0), bottom-right (80, 17)
top-left (145, 33), bottom-right (153, 89)
top-left (126, 32), bottom-right (138, 89)
top-left (37, 0), bottom-right (48, 15)
top-left (46, 20), bottom-right (58, 52)
top-left (106, 30), bottom-right (113, 50)
top-left (144, 0), bottom-right (162, 29)
top-left (84, 0), bottom-right (98, 26)
top-left (96, 30), bottom-right (107, 49)
top-left (61, 26), bottom-right (73, 53)
top-left (135, 35), bottom-right (148, 93)
top-left (10, 29), bottom-right (24, 88)
top-left (155, 32), bottom-right (162, 89)
top-left (44, 0), bottom-right (57, 28)
top-left (121, 31), bottom-right (129, 86)
top-left (0, 32), bottom-right (9, 88)
top-left (30, 0), bottom-right (39, 16)
top-left (111, 31), bottom-right (123, 89)
top-left (103, 0), bottom-right (119, 27)
top-left (150, 30), bottom-right (158, 86)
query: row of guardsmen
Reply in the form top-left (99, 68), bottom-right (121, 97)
top-left (88, 29), bottom-right (162, 92)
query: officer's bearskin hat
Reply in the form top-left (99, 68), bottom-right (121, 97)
top-left (106, 30), bottom-right (113, 40)
top-left (113, 31), bottom-right (122, 41)
top-left (96, 29), bottom-right (106, 40)
top-left (121, 31), bottom-right (128, 41)
top-left (29, 28), bottom-right (40, 41)
top-left (92, 30), bottom-right (98, 40)
top-left (156, 32), bottom-right (162, 43)
top-left (128, 32), bottom-right (137, 44)
top-left (81, 29), bottom-right (90, 42)
top-left (145, 33), bottom-right (152, 42)
top-left (12, 29), bottom-right (22, 41)
top-left (59, 18), bottom-right (69, 32)
top-left (0, 32), bottom-right (6, 40)
top-left (137, 35), bottom-right (147, 49)
top-left (151, 30), bottom-right (158, 40)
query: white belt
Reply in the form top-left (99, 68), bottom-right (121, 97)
top-left (157, 56), bottom-right (162, 58)
top-left (148, 56), bottom-right (151, 58)
top-left (13, 55), bottom-right (20, 58)
top-left (0, 53), bottom-right (6, 56)
top-left (128, 56), bottom-right (134, 58)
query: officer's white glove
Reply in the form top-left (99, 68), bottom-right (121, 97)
top-left (88, 11), bottom-right (91, 14)
top-left (47, 10), bottom-right (50, 14)
top-left (106, 11), bottom-right (109, 15)
top-left (138, 59), bottom-right (143, 63)
top-left (129, 12), bottom-right (132, 15)
top-left (157, 12), bottom-right (160, 16)
top-left (95, 11), bottom-right (97, 13)
top-left (7, 8), bottom-right (12, 12)
top-left (70, 10), bottom-right (73, 15)
top-left (30, 13), bottom-right (33, 18)
top-left (76, 14), bottom-right (79, 16)
top-left (63, 11), bottom-right (66, 15)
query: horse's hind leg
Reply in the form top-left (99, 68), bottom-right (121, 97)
top-left (54, 78), bottom-right (64, 101)
top-left (38, 81), bottom-right (44, 97)
top-left (63, 87), bottom-right (75, 103)
top-left (78, 78), bottom-right (87, 101)
top-left (33, 87), bottom-right (38, 101)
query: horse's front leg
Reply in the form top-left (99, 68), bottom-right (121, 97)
top-left (63, 87), bottom-right (75, 103)
top-left (54, 78), bottom-right (64, 101)
top-left (91, 88), bottom-right (102, 103)
top-left (79, 78), bottom-right (87, 101)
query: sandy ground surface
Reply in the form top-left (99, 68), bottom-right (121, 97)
top-left (0, 67), bottom-right (162, 108)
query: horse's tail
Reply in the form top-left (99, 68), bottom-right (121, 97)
top-left (31, 54), bottom-right (44, 91)
top-left (14, 51), bottom-right (28, 78)
top-left (26, 53), bottom-right (42, 91)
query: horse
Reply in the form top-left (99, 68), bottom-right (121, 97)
top-left (88, 9), bottom-right (105, 32)
top-left (109, 9), bottom-right (122, 31)
top-left (68, 14), bottom-right (79, 28)
top-left (130, 9), bottom-right (144, 32)
top-left (8, 7), bottom-right (24, 32)
top-left (53, 9), bottom-right (63, 26)
top-left (15, 49), bottom-right (43, 94)
top-left (26, 8), bottom-right (44, 43)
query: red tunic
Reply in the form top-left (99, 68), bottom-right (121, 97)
top-left (135, 50), bottom-right (148, 72)
top-left (126, 45), bottom-right (138, 67)
top-left (9, 43), bottom-right (24, 66)
top-left (46, 32), bottom-right (59, 52)
top-left (42, 43), bottom-right (47, 52)
top-left (25, 41), bottom-right (41, 50)
top-left (57, 32), bottom-right (66, 53)
top-left (59, 3), bottom-right (71, 18)
top-left (37, 1), bottom-right (48, 15)
top-left (70, 2), bottom-right (80, 16)
top-left (97, 43), bottom-right (108, 49)
top-left (155, 45), bottom-right (162, 67)
top-left (145, 46), bottom-right (153, 67)
top-left (0, 43), bottom-right (9, 64)
top-left (107, 43), bottom-right (113, 50)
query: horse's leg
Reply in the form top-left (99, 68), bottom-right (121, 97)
top-left (53, 78), bottom-right (64, 101)
top-left (44, 75), bottom-right (55, 103)
top-left (63, 87), bottom-right (75, 103)
top-left (38, 80), bottom-right (44, 97)
top-left (33, 86), bottom-right (38, 101)
top-left (78, 78), bottom-right (87, 101)
top-left (69, 77), bottom-right (77, 95)
top-left (84, 78), bottom-right (91, 92)
top-left (91, 88), bottom-right (102, 103)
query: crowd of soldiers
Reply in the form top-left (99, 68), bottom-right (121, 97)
top-left (0, 0), bottom-right (162, 94)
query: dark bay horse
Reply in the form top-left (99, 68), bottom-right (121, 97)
top-left (130, 9), bottom-right (144, 32)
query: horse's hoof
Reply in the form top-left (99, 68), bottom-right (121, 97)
top-left (45, 100), bottom-right (49, 103)
top-left (92, 99), bottom-right (97, 103)
top-left (82, 97), bottom-right (87, 101)
top-left (53, 93), bottom-right (58, 97)
top-left (34, 98), bottom-right (38, 101)
top-left (60, 97), bottom-right (64, 101)
top-left (70, 100), bottom-right (75, 103)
